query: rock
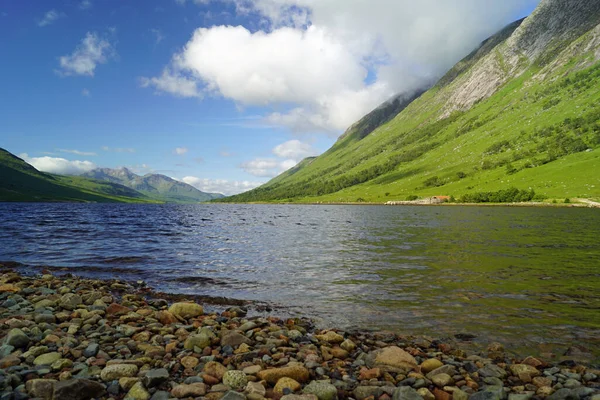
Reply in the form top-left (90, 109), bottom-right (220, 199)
top-left (222, 391), bottom-right (247, 400)
top-left (257, 365), bottom-right (310, 384)
top-left (469, 386), bottom-right (505, 400)
top-left (426, 365), bottom-right (457, 380)
top-left (478, 365), bottom-right (507, 379)
top-left (532, 377), bottom-right (552, 387)
top-left (315, 331), bottom-right (344, 343)
top-left (521, 357), bottom-right (544, 368)
top-left (340, 339), bottom-right (356, 352)
top-left (282, 396), bottom-right (319, 400)
top-left (417, 388), bottom-right (435, 400)
top-left (59, 293), bottom-right (83, 310)
top-left (245, 381), bottom-right (266, 396)
top-left (508, 394), bottom-right (534, 400)
top-left (562, 379), bottom-right (581, 389)
top-left (243, 365), bottom-right (262, 375)
top-left (0, 284), bottom-right (20, 292)
top-left (367, 346), bottom-right (417, 372)
top-left (5, 328), bottom-right (29, 348)
top-left (509, 364), bottom-right (540, 377)
top-left (82, 343), bottom-right (99, 358)
top-left (184, 333), bottom-right (211, 350)
top-left (156, 310), bottom-right (178, 325)
top-left (120, 377), bottom-right (140, 391)
top-left (353, 386), bottom-right (384, 400)
top-left (168, 302), bottom-right (203, 319)
top-left (25, 379), bottom-right (57, 400)
top-left (0, 354), bottom-right (20, 368)
top-left (150, 391), bottom-right (171, 400)
top-left (432, 388), bottom-right (451, 400)
top-left (392, 386), bottom-right (422, 400)
top-left (204, 361), bottom-right (228, 380)
top-left (52, 358), bottom-right (74, 371)
top-left (359, 368), bottom-right (381, 380)
top-left (127, 381), bottom-right (151, 400)
top-left (181, 356), bottom-right (199, 369)
top-left (223, 370), bottom-right (248, 390)
top-left (431, 373), bottom-right (453, 388)
top-left (100, 364), bottom-right (139, 381)
top-left (143, 368), bottom-right (169, 388)
top-left (221, 331), bottom-right (252, 347)
top-left (171, 383), bottom-right (207, 398)
top-left (546, 388), bottom-right (577, 400)
top-left (52, 378), bottom-right (106, 400)
top-left (34, 313), bottom-right (56, 324)
top-left (33, 352), bottom-right (62, 366)
top-left (274, 377), bottom-right (302, 394)
top-left (421, 359), bottom-right (444, 374)
top-left (106, 302), bottom-right (130, 316)
top-left (303, 381), bottom-right (338, 400)
top-left (453, 389), bottom-right (469, 400)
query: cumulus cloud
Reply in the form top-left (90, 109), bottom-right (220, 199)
top-left (38, 10), bottom-right (65, 27)
top-left (144, 0), bottom-right (537, 133)
top-left (19, 154), bottom-right (96, 175)
top-left (241, 139), bottom-right (318, 177)
top-left (57, 32), bottom-right (115, 77)
top-left (174, 147), bottom-right (188, 155)
top-left (182, 176), bottom-right (262, 195)
top-left (79, 0), bottom-right (92, 10)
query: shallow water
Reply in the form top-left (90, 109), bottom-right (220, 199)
top-left (1, 203), bottom-right (599, 359)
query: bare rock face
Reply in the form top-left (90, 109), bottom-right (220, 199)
top-left (442, 0), bottom-right (600, 116)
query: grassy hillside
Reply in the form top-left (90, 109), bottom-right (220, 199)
top-left (0, 149), bottom-right (157, 203)
top-left (219, 3), bottom-right (600, 204)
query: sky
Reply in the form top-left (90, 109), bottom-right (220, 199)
top-left (0, 0), bottom-right (539, 195)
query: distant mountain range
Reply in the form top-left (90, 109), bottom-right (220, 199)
top-left (81, 168), bottom-right (223, 203)
top-left (0, 148), bottom-right (223, 203)
top-left (219, 0), bottom-right (600, 203)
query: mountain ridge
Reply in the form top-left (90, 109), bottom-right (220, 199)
top-left (218, 0), bottom-right (600, 203)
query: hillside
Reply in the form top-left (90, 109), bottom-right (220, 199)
top-left (81, 168), bottom-right (224, 203)
top-left (219, 0), bottom-right (600, 204)
top-left (0, 148), bottom-right (155, 203)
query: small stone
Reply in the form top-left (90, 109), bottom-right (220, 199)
top-left (106, 303), bottom-right (130, 316)
top-left (221, 331), bottom-right (252, 347)
top-left (127, 381), bottom-right (151, 400)
top-left (143, 368), bottom-right (169, 388)
top-left (509, 365), bottom-right (540, 378)
top-left (33, 352), bottom-right (62, 366)
top-left (52, 358), bottom-right (74, 371)
top-left (256, 365), bottom-right (310, 384)
top-left (281, 396), bottom-right (319, 400)
top-left (274, 377), bottom-right (301, 394)
top-left (546, 388), bottom-right (576, 400)
top-left (5, 328), bottom-right (29, 349)
top-left (150, 391), bottom-right (171, 400)
top-left (59, 293), bottom-right (83, 310)
top-left (368, 346), bottom-right (417, 372)
top-left (303, 381), bottom-right (338, 400)
top-left (100, 364), bottom-right (139, 381)
top-left (340, 339), bottom-right (356, 352)
top-left (52, 378), bottom-right (106, 400)
top-left (120, 377), bottom-right (141, 391)
top-left (181, 356), bottom-right (199, 369)
top-left (359, 368), bottom-right (381, 380)
top-left (83, 343), bottom-right (100, 358)
top-left (532, 377), bottom-right (553, 388)
top-left (222, 391), bottom-right (247, 400)
top-left (478, 365), bottom-right (507, 379)
top-left (245, 381), bottom-right (266, 396)
top-left (184, 333), bottom-right (211, 350)
top-left (392, 386), bottom-right (422, 400)
top-left (223, 370), bottom-right (248, 390)
top-left (354, 386), bottom-right (384, 400)
top-left (314, 331), bottom-right (344, 343)
top-left (34, 313), bottom-right (56, 324)
top-left (431, 373), bottom-right (453, 388)
top-left (156, 310), bottom-right (178, 325)
top-left (204, 361), bottom-right (228, 380)
top-left (168, 302), bottom-right (203, 319)
top-left (26, 379), bottom-right (57, 400)
top-left (417, 388), bottom-right (435, 400)
top-left (421, 359), bottom-right (444, 374)
top-left (171, 383), bottom-right (207, 398)
top-left (243, 365), bottom-right (262, 375)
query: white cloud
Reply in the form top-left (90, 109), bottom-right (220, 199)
top-left (38, 10), bottom-right (65, 27)
top-left (174, 147), bottom-right (188, 155)
top-left (57, 32), bottom-right (115, 77)
top-left (79, 0), bottom-right (92, 10)
top-left (101, 146), bottom-right (136, 153)
top-left (182, 176), bottom-right (263, 195)
top-left (272, 139), bottom-right (316, 159)
top-left (81, 88), bottom-right (91, 97)
top-left (19, 154), bottom-right (96, 175)
top-left (144, 0), bottom-right (537, 133)
top-left (58, 149), bottom-right (97, 156)
top-left (241, 139), bottom-right (317, 177)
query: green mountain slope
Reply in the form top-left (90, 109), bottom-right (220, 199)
top-left (81, 168), bottom-right (224, 203)
top-left (220, 0), bottom-right (600, 203)
top-left (0, 148), bottom-right (156, 203)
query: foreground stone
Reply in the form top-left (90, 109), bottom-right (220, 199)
top-left (0, 268), bottom-right (599, 400)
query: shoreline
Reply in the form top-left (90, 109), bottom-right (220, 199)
top-left (1, 270), bottom-right (599, 400)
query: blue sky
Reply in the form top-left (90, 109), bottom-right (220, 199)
top-left (0, 0), bottom-right (538, 195)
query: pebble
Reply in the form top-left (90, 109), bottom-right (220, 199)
top-left (0, 270), bottom-right (597, 400)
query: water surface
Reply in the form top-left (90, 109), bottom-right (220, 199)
top-left (0, 203), bottom-right (599, 359)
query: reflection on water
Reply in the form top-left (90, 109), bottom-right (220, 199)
top-left (1, 203), bottom-right (599, 358)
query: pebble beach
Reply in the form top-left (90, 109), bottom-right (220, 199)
top-left (1, 268), bottom-right (599, 400)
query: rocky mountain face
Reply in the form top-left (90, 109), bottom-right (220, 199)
top-left (82, 168), bottom-right (223, 203)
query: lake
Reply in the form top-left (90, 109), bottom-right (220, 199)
top-left (1, 203), bottom-right (599, 360)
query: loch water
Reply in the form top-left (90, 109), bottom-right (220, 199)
top-left (1, 203), bottom-right (599, 359)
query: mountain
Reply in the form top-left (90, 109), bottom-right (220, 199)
top-left (220, 0), bottom-right (600, 203)
top-left (0, 148), bottom-right (155, 203)
top-left (81, 168), bottom-right (224, 203)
